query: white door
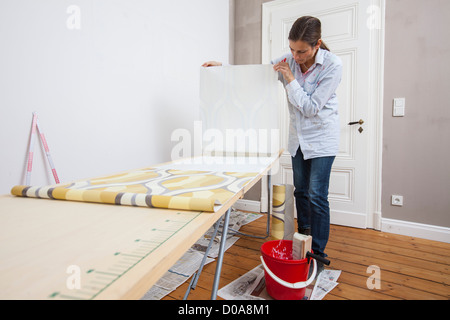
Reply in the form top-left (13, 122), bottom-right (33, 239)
top-left (262, 0), bottom-right (385, 229)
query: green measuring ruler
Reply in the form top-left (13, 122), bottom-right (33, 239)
top-left (49, 211), bottom-right (202, 300)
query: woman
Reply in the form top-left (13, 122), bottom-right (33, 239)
top-left (204, 16), bottom-right (342, 272)
top-left (273, 16), bottom-right (342, 272)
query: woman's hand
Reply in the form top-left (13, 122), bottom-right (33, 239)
top-left (273, 61), bottom-right (295, 83)
top-left (202, 61), bottom-right (222, 67)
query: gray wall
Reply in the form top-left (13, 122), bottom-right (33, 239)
top-left (233, 0), bottom-right (450, 228)
top-left (234, 0), bottom-right (272, 65)
top-left (382, 0), bottom-right (450, 227)
top-left (232, 0), bottom-right (272, 201)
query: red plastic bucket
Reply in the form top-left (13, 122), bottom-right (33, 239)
top-left (260, 240), bottom-right (316, 300)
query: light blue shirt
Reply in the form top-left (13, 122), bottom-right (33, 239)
top-left (272, 48), bottom-right (343, 160)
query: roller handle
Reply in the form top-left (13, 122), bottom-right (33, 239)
top-left (306, 251), bottom-right (330, 266)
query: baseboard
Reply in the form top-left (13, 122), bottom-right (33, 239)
top-left (235, 199), bottom-right (450, 244)
top-left (233, 199), bottom-right (263, 213)
top-left (381, 218), bottom-right (450, 243)
top-left (330, 209), bottom-right (367, 229)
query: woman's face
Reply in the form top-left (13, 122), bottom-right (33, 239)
top-left (289, 39), bottom-right (320, 65)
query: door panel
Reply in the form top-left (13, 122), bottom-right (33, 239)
top-left (263, 0), bottom-right (384, 229)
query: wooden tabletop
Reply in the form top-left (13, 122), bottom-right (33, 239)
top-left (0, 153), bottom-right (280, 299)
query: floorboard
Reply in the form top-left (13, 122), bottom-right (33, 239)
top-left (161, 213), bottom-right (450, 300)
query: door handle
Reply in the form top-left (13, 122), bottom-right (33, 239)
top-left (348, 119), bottom-right (364, 126)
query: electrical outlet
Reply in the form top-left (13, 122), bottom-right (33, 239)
top-left (391, 195), bottom-right (403, 206)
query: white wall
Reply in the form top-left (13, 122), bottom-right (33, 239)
top-left (0, 0), bottom-right (230, 194)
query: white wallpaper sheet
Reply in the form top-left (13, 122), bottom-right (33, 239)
top-left (199, 65), bottom-right (280, 154)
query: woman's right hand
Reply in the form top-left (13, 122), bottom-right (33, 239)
top-left (202, 61), bottom-right (222, 67)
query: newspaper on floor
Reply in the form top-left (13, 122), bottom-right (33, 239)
top-left (191, 236), bottom-right (240, 259)
top-left (191, 209), bottom-right (261, 258)
top-left (218, 264), bottom-right (266, 300)
top-left (237, 211), bottom-right (262, 225)
top-left (141, 248), bottom-right (215, 300)
top-left (141, 209), bottom-right (263, 300)
top-left (310, 269), bottom-right (341, 300)
top-left (218, 264), bottom-right (341, 300)
top-left (141, 285), bottom-right (172, 300)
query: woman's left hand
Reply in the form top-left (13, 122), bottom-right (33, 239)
top-left (273, 61), bottom-right (295, 83)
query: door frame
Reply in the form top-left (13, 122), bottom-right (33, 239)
top-left (261, 0), bottom-right (385, 230)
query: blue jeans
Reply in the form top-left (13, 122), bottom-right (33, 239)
top-left (292, 147), bottom-right (335, 258)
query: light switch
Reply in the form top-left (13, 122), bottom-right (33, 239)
top-left (393, 98), bottom-right (405, 117)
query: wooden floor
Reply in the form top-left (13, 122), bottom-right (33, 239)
top-left (162, 214), bottom-right (450, 300)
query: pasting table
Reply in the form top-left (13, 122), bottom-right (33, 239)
top-left (0, 153), bottom-right (280, 300)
